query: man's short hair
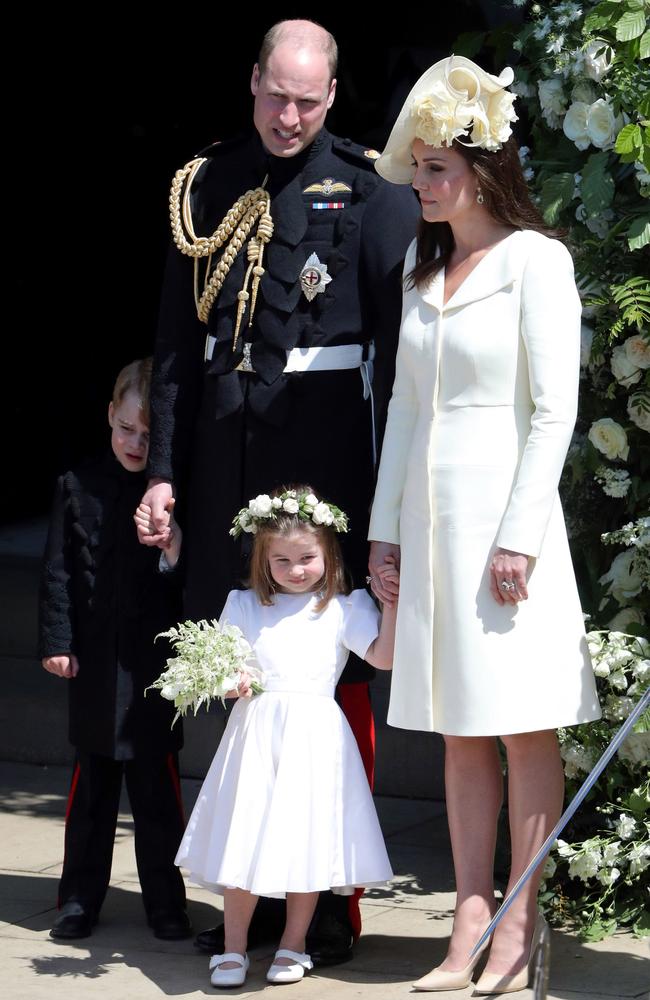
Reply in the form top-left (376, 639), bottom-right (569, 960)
top-left (258, 20), bottom-right (338, 82)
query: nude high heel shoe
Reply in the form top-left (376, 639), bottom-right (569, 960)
top-left (473, 912), bottom-right (548, 995)
top-left (412, 934), bottom-right (491, 992)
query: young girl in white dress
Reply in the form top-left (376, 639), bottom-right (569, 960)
top-left (169, 486), bottom-right (399, 988)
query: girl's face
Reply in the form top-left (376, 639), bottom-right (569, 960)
top-left (411, 138), bottom-right (480, 225)
top-left (267, 529), bottom-right (326, 594)
top-left (108, 389), bottom-right (150, 472)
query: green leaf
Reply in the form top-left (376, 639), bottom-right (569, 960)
top-left (623, 789), bottom-right (650, 816)
top-left (641, 29), bottom-right (650, 59)
top-left (639, 93), bottom-right (650, 117)
top-left (616, 10), bottom-right (647, 41)
top-left (540, 173), bottom-right (575, 225)
top-left (628, 215), bottom-right (650, 251)
top-left (633, 908), bottom-right (650, 937)
top-left (581, 917), bottom-right (617, 942)
top-left (581, 152), bottom-right (616, 215)
top-left (615, 123), bottom-right (643, 154)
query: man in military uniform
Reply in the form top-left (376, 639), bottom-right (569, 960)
top-left (139, 19), bottom-right (418, 963)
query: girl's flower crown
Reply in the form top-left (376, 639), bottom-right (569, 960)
top-left (230, 489), bottom-right (349, 538)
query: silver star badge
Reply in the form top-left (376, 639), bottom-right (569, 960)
top-left (299, 253), bottom-right (332, 302)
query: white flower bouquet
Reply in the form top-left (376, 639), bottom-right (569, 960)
top-left (147, 619), bottom-right (264, 726)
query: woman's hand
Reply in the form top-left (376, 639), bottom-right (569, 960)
top-left (225, 672), bottom-right (253, 699)
top-left (489, 547), bottom-right (530, 605)
top-left (368, 541), bottom-right (401, 605)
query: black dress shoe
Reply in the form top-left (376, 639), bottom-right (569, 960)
top-left (307, 913), bottom-right (354, 967)
top-left (148, 909), bottom-right (193, 940)
top-left (50, 901), bottom-right (95, 940)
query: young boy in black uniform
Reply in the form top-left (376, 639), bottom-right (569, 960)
top-left (39, 358), bottom-right (190, 941)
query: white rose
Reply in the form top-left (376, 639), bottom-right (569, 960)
top-left (618, 732), bottom-right (650, 766)
top-left (282, 497), bottom-right (300, 514)
top-left (537, 77), bottom-right (567, 129)
top-left (599, 550), bottom-right (644, 604)
top-left (563, 102), bottom-right (590, 150)
top-left (615, 813), bottom-right (637, 840)
top-left (588, 418), bottom-right (629, 460)
top-left (611, 344), bottom-right (642, 386)
top-left (312, 502), bottom-right (334, 526)
top-left (627, 396), bottom-right (650, 433)
top-left (271, 497), bottom-right (283, 509)
top-left (242, 521), bottom-right (257, 534)
top-left (161, 682), bottom-right (184, 700)
top-left (608, 607), bottom-right (645, 631)
top-left (583, 39), bottom-right (614, 82)
top-left (624, 335), bottom-right (650, 370)
top-left (586, 99), bottom-right (618, 149)
top-left (304, 493), bottom-right (319, 508)
top-left (593, 659), bottom-right (611, 678)
top-left (249, 494), bottom-right (273, 517)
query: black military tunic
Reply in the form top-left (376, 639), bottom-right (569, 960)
top-left (149, 128), bottom-right (419, 679)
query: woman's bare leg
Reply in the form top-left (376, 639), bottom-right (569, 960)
top-left (220, 887), bottom-right (259, 967)
top-left (273, 892), bottom-right (320, 964)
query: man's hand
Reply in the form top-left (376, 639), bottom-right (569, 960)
top-left (137, 480), bottom-right (173, 547)
top-left (42, 654), bottom-right (79, 679)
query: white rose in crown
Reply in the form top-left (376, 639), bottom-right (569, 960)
top-left (599, 550), bottom-right (644, 605)
top-left (588, 418), bottom-right (630, 460)
top-left (304, 493), bottom-right (319, 508)
top-left (249, 494), bottom-right (273, 517)
top-left (272, 497), bottom-right (283, 509)
top-left (624, 335), bottom-right (650, 370)
top-left (583, 39), bottom-right (614, 82)
top-left (586, 99), bottom-right (618, 149)
top-left (563, 102), bottom-right (591, 150)
top-left (627, 396), bottom-right (650, 433)
top-left (312, 502), bottom-right (335, 526)
top-left (611, 344), bottom-right (642, 386)
top-left (282, 497), bottom-right (300, 514)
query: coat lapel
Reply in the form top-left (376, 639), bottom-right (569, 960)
top-left (443, 231), bottom-right (522, 311)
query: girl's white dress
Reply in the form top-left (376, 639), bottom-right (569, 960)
top-left (175, 588), bottom-right (393, 898)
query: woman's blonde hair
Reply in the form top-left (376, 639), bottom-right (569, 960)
top-left (248, 485), bottom-right (350, 611)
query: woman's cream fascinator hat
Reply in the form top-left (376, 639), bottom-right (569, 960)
top-left (376, 55), bottom-right (518, 184)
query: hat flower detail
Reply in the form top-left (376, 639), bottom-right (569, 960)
top-left (230, 489), bottom-right (349, 538)
top-left (411, 61), bottom-right (517, 152)
top-left (376, 55), bottom-right (518, 185)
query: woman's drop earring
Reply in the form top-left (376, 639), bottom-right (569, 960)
top-left (477, 189), bottom-right (484, 205)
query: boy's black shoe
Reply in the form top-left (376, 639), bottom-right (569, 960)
top-left (50, 901), bottom-right (95, 940)
top-left (149, 908), bottom-right (193, 940)
top-left (307, 912), bottom-right (354, 966)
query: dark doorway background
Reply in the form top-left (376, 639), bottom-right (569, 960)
top-left (7, 3), bottom-right (519, 523)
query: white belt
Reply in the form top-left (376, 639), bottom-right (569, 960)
top-left (204, 338), bottom-right (378, 468)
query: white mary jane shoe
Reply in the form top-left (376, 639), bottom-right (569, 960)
top-left (266, 949), bottom-right (314, 984)
top-left (209, 952), bottom-right (249, 987)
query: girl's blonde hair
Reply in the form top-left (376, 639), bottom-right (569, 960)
top-left (248, 485), bottom-right (350, 611)
top-left (111, 357), bottom-right (153, 424)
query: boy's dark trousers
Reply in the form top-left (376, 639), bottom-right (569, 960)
top-left (60, 750), bottom-right (187, 921)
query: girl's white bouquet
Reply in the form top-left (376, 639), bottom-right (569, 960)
top-left (147, 619), bottom-right (264, 726)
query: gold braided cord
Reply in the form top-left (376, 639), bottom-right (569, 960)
top-left (169, 158), bottom-right (273, 329)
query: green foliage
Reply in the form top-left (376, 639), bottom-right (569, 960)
top-left (510, 0), bottom-right (650, 940)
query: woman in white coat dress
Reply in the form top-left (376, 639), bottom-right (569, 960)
top-left (368, 57), bottom-right (601, 995)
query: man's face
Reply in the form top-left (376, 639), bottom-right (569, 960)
top-left (251, 44), bottom-right (336, 158)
